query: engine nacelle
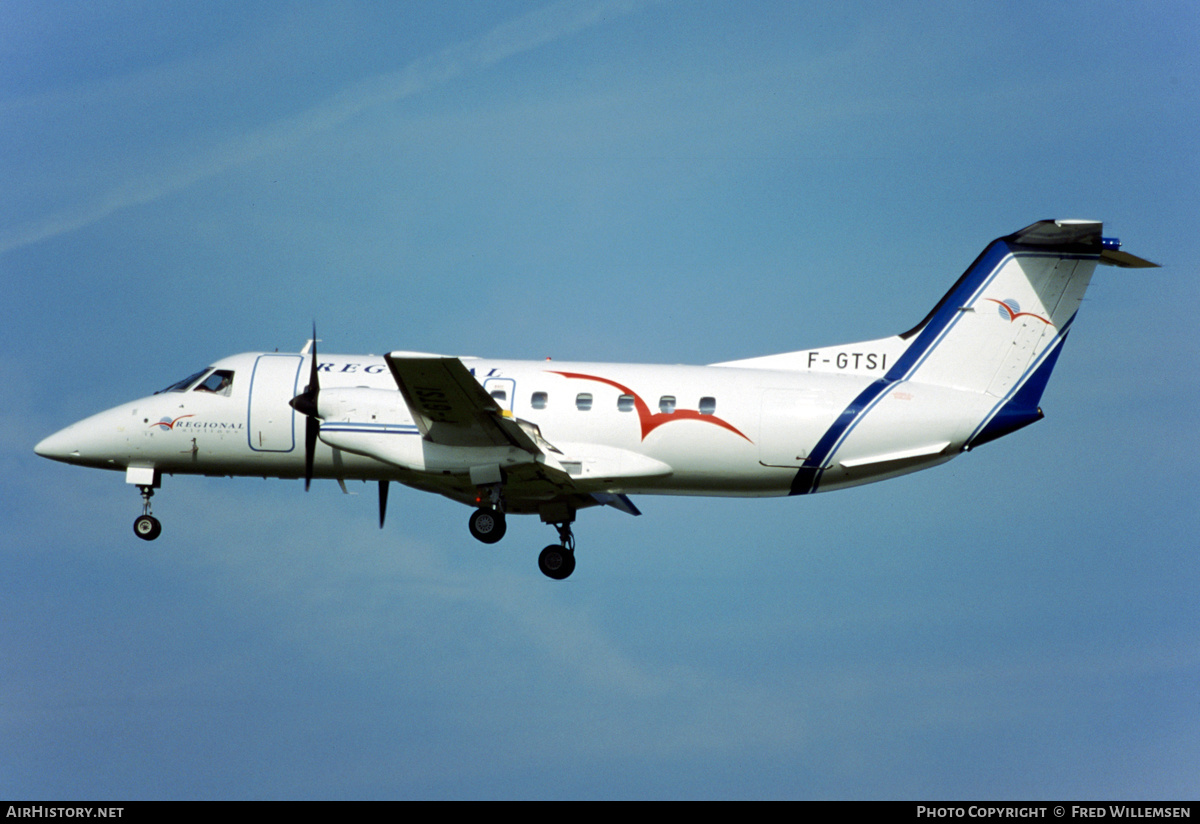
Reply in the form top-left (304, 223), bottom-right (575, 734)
top-left (315, 387), bottom-right (410, 424)
top-left (313, 387), bottom-right (535, 474)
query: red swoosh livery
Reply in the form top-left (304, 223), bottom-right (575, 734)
top-left (548, 371), bottom-right (753, 443)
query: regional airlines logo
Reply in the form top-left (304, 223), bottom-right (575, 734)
top-left (548, 371), bottom-right (752, 443)
top-left (150, 415), bottom-right (194, 431)
top-left (986, 298), bottom-right (1053, 326)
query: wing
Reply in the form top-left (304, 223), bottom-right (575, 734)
top-left (381, 354), bottom-right (656, 517)
top-left (384, 354), bottom-right (540, 453)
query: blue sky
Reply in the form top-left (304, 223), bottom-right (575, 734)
top-left (3, 0), bottom-right (1198, 799)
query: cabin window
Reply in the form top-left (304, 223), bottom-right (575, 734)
top-left (531, 391), bottom-right (548, 410)
top-left (698, 396), bottom-right (716, 415)
top-left (659, 395), bottom-right (676, 413)
top-left (490, 389), bottom-right (507, 402)
top-left (617, 394), bottom-right (635, 412)
top-left (575, 393), bottom-right (593, 411)
top-left (194, 370), bottom-right (235, 397)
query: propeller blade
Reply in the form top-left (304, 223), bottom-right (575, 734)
top-left (304, 416), bottom-right (318, 491)
top-left (305, 320), bottom-right (320, 396)
top-left (289, 323), bottom-right (321, 491)
top-left (288, 323), bottom-right (321, 417)
top-left (379, 481), bottom-right (389, 528)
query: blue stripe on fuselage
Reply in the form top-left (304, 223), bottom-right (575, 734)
top-left (789, 377), bottom-right (892, 495)
top-left (319, 422), bottom-right (421, 436)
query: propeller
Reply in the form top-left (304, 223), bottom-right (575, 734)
top-left (289, 326), bottom-right (391, 528)
top-left (288, 323), bottom-right (321, 491)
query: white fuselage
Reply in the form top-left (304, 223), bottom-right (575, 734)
top-left (37, 349), bottom-right (985, 502)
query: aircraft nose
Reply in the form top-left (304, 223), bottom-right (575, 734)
top-left (34, 426), bottom-right (80, 462)
top-left (36, 401), bottom-right (152, 469)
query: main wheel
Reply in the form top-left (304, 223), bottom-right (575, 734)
top-left (538, 544), bottom-right (576, 580)
top-left (468, 508), bottom-right (506, 544)
top-left (133, 515), bottom-right (162, 541)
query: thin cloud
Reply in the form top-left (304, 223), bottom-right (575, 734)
top-left (0, 0), bottom-right (645, 258)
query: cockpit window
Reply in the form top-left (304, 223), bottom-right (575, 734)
top-left (194, 370), bottom-right (234, 396)
top-left (156, 368), bottom-right (210, 394)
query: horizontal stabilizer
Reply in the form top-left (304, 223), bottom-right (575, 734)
top-left (1100, 248), bottom-right (1159, 268)
top-left (1005, 220), bottom-right (1158, 267)
top-left (1007, 219), bottom-right (1103, 249)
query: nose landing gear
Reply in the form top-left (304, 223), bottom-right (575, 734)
top-left (133, 485), bottom-right (161, 541)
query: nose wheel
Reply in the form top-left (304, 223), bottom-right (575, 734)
top-left (133, 485), bottom-right (162, 541)
top-left (133, 515), bottom-right (162, 540)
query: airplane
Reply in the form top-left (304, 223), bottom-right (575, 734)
top-left (35, 220), bottom-right (1156, 579)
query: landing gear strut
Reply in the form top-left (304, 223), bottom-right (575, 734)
top-left (132, 485), bottom-right (161, 541)
top-left (465, 494), bottom-right (579, 579)
top-left (538, 521), bottom-right (576, 580)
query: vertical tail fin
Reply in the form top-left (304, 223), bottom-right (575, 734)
top-left (788, 220), bottom-right (1156, 495)
top-left (893, 220), bottom-right (1155, 447)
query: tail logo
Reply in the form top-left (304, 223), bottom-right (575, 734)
top-left (987, 298), bottom-right (1053, 326)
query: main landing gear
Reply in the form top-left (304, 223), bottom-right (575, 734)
top-left (132, 485), bottom-right (161, 541)
top-left (468, 507), bottom-right (507, 543)
top-left (467, 488), bottom-right (577, 580)
top-left (468, 482), bottom-right (507, 544)
top-left (538, 522), bottom-right (575, 581)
